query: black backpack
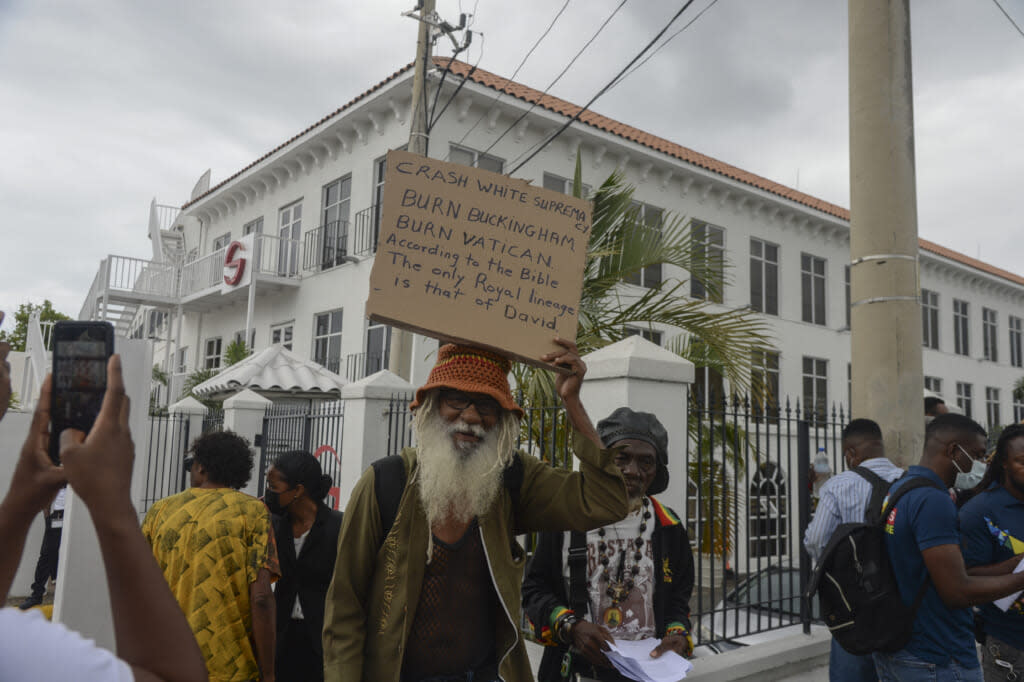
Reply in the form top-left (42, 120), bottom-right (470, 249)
top-left (805, 474), bottom-right (944, 655)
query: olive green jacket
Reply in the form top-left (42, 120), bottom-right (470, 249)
top-left (322, 432), bottom-right (629, 682)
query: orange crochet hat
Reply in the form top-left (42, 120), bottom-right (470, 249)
top-left (411, 344), bottom-right (523, 417)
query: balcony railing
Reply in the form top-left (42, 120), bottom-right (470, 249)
top-left (353, 205), bottom-right (381, 257)
top-left (180, 247), bottom-right (227, 298)
top-left (344, 351), bottom-right (388, 382)
top-left (302, 220), bottom-right (350, 272)
top-left (250, 233), bottom-right (301, 278)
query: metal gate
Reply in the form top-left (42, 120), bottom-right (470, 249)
top-left (143, 413), bottom-right (192, 513)
top-left (257, 401), bottom-right (345, 509)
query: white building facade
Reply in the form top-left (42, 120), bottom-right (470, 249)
top-left (80, 58), bottom-right (1024, 431)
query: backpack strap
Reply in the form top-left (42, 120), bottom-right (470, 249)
top-left (567, 531), bottom-right (589, 617)
top-left (372, 455), bottom-right (407, 543)
top-left (881, 475), bottom-right (946, 615)
top-left (852, 465), bottom-right (890, 523)
top-left (502, 453), bottom-right (524, 531)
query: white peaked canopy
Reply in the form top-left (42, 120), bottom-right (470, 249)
top-left (192, 344), bottom-right (349, 400)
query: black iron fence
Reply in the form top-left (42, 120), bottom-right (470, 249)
top-left (383, 391), bottom-right (850, 647)
top-left (257, 401), bottom-right (345, 509)
top-left (202, 408), bottom-right (224, 434)
top-left (143, 413), bottom-right (192, 513)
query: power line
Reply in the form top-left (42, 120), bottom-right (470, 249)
top-left (429, 33), bottom-right (486, 130)
top-left (477, 0), bottom-right (629, 158)
top-left (507, 0), bottom-right (699, 175)
top-left (991, 0), bottom-right (1024, 38)
top-left (608, 0), bottom-right (720, 91)
top-left (447, 0), bottom-right (573, 158)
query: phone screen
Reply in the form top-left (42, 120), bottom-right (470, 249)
top-left (50, 323), bottom-right (113, 463)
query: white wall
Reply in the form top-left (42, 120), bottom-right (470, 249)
top-left (0, 409), bottom-right (47, 597)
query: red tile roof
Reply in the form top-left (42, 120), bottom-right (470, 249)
top-left (183, 58), bottom-right (1023, 287)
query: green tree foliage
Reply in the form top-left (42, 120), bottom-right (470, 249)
top-left (223, 339), bottom-right (252, 367)
top-left (0, 300), bottom-right (71, 351)
top-left (182, 367), bottom-right (221, 410)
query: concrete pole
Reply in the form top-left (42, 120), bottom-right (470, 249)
top-left (388, 0), bottom-right (436, 381)
top-left (848, 0), bottom-right (923, 466)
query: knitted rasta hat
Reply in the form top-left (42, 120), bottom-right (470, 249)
top-left (410, 344), bottom-right (523, 417)
top-left (597, 407), bottom-right (670, 495)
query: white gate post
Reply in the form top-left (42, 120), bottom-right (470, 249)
top-left (223, 389), bottom-right (272, 498)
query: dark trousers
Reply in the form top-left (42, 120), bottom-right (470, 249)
top-left (276, 618), bottom-right (323, 682)
top-left (29, 523), bottom-right (62, 598)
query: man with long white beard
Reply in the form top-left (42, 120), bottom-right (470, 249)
top-left (323, 338), bottom-right (629, 682)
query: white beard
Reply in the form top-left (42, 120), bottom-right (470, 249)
top-left (413, 398), bottom-right (515, 529)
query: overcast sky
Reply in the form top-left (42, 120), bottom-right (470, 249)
top-left (2, 0), bottom-right (1022, 331)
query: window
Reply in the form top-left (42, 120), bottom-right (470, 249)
top-left (692, 366), bottom-right (724, 410)
top-left (175, 347), bottom-right (188, 374)
top-left (690, 222), bottom-right (725, 303)
top-left (364, 323), bottom-right (392, 375)
top-left (147, 310), bottom-right (167, 337)
top-left (271, 323), bottom-right (294, 351)
top-left (212, 233), bottom-right (231, 252)
top-left (449, 144), bottom-right (503, 173)
top-left (954, 299), bottom-right (970, 356)
top-left (320, 176), bottom-right (352, 269)
top-left (749, 239), bottom-right (779, 316)
top-left (986, 387), bottom-right (1001, 430)
top-left (751, 350), bottom-right (780, 419)
top-left (622, 202), bottom-right (664, 289)
top-left (232, 328), bottom-right (255, 349)
top-left (625, 326), bottom-right (663, 345)
top-left (749, 462), bottom-right (788, 559)
top-left (800, 253), bottom-right (826, 325)
top-left (204, 337), bottom-right (222, 370)
top-left (278, 201), bottom-right (302, 277)
top-left (313, 309), bottom-right (343, 373)
top-left (1014, 394), bottom-right (1024, 423)
top-left (243, 217), bottom-right (263, 235)
top-left (924, 376), bottom-right (943, 395)
top-left (983, 308), bottom-right (998, 362)
top-left (921, 289), bottom-right (939, 350)
top-left (802, 356), bottom-right (828, 422)
top-left (1011, 316), bottom-right (1023, 369)
top-left (542, 172), bottom-right (591, 197)
top-left (956, 382), bottom-right (973, 419)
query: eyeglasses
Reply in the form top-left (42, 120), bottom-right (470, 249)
top-left (183, 456), bottom-right (194, 470)
top-left (439, 390), bottom-right (502, 418)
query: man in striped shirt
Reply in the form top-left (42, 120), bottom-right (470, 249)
top-left (803, 418), bottom-right (904, 682)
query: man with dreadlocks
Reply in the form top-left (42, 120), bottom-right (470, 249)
top-left (322, 338), bottom-right (629, 682)
top-left (960, 423), bottom-right (1024, 680)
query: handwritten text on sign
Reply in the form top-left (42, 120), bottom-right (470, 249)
top-left (367, 150), bottom-right (591, 368)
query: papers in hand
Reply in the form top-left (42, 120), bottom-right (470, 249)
top-left (993, 556), bottom-right (1024, 612)
top-left (604, 637), bottom-right (694, 682)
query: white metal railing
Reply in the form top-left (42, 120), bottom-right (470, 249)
top-left (251, 233), bottom-right (302, 278)
top-left (154, 204), bottom-right (181, 232)
top-left (179, 247), bottom-right (226, 298)
top-left (106, 255), bottom-right (178, 298)
top-left (79, 260), bottom-right (106, 320)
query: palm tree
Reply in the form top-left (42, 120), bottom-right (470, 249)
top-left (511, 157), bottom-right (776, 558)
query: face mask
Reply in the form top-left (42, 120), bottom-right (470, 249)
top-left (264, 489), bottom-right (293, 516)
top-left (952, 444), bottom-right (986, 490)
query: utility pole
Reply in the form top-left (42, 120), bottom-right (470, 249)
top-left (389, 0), bottom-right (468, 381)
top-left (848, 0), bottom-right (923, 466)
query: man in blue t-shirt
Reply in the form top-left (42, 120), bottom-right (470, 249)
top-left (960, 422), bottom-right (1024, 679)
top-left (876, 414), bottom-right (1024, 682)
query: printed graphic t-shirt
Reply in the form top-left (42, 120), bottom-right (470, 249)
top-left (884, 466), bottom-right (977, 668)
top-left (960, 484), bottom-right (1024, 649)
top-left (562, 503), bottom-right (657, 640)
top-left (143, 487), bottom-right (280, 682)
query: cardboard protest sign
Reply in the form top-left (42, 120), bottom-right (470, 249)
top-left (367, 149), bottom-right (591, 370)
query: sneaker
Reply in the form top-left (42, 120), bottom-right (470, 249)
top-left (18, 595), bottom-right (42, 610)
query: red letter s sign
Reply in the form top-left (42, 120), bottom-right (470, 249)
top-left (223, 241), bottom-right (246, 286)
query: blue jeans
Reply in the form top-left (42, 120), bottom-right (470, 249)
top-left (873, 650), bottom-right (983, 682)
top-left (831, 638), bottom-right (879, 681)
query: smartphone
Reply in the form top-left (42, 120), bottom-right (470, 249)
top-left (50, 321), bottom-right (114, 464)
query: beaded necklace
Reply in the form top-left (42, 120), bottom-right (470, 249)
top-left (596, 497), bottom-right (651, 628)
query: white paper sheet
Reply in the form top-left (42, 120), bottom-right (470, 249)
top-left (993, 556), bottom-right (1024, 612)
top-left (604, 637), bottom-right (694, 682)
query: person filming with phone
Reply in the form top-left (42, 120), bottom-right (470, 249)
top-left (0, 347), bottom-right (207, 681)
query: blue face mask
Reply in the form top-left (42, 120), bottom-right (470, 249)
top-left (952, 444), bottom-right (986, 490)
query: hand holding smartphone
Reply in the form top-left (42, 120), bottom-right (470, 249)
top-left (50, 321), bottom-right (114, 464)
